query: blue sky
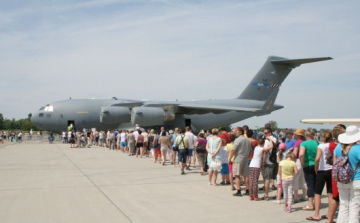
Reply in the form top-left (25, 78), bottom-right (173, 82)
top-left (1, 0), bottom-right (359, 129)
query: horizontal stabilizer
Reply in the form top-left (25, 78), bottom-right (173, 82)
top-left (271, 57), bottom-right (332, 67)
top-left (261, 88), bottom-right (279, 111)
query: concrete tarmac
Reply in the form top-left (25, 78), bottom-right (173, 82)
top-left (0, 143), bottom-right (332, 223)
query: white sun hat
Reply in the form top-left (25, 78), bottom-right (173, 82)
top-left (338, 125), bottom-right (360, 144)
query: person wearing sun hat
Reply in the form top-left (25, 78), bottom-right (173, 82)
top-left (292, 129), bottom-right (308, 203)
top-left (333, 125), bottom-right (360, 223)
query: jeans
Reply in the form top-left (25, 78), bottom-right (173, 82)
top-left (303, 165), bottom-right (316, 197)
top-left (178, 149), bottom-right (187, 163)
top-left (337, 180), bottom-right (360, 223)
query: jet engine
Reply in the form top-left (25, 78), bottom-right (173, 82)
top-left (100, 106), bottom-right (131, 124)
top-left (131, 107), bottom-right (175, 126)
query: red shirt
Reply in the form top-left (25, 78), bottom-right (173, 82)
top-left (329, 142), bottom-right (336, 157)
top-left (249, 140), bottom-right (258, 161)
top-left (219, 133), bottom-right (231, 144)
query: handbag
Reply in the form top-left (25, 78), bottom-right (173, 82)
top-left (196, 144), bottom-right (206, 153)
top-left (209, 138), bottom-right (222, 171)
top-left (173, 135), bottom-right (179, 151)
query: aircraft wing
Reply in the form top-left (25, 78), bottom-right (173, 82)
top-left (301, 119), bottom-right (360, 125)
top-left (178, 104), bottom-right (259, 114)
top-left (142, 89), bottom-right (280, 114)
top-left (110, 102), bottom-right (144, 107)
top-left (141, 102), bottom-right (262, 114)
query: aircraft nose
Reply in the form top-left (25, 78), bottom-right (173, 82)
top-left (31, 112), bottom-right (39, 127)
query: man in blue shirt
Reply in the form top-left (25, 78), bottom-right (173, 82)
top-left (284, 129), bottom-right (295, 150)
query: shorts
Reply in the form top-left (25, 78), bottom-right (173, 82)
top-left (128, 142), bottom-right (135, 149)
top-left (178, 149), bottom-right (187, 163)
top-left (233, 162), bottom-right (248, 177)
top-left (264, 164), bottom-right (277, 180)
top-left (121, 141), bottom-right (127, 147)
top-left (229, 162), bottom-right (233, 174)
top-left (221, 163), bottom-right (229, 175)
top-left (95, 137), bottom-right (99, 142)
top-left (196, 153), bottom-right (207, 167)
top-left (315, 169), bottom-right (332, 195)
top-left (188, 149), bottom-right (193, 157)
top-left (99, 139), bottom-right (103, 143)
top-left (161, 146), bottom-right (169, 152)
top-left (117, 140), bottom-right (121, 146)
top-left (136, 143), bottom-right (143, 148)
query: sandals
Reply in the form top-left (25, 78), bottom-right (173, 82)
top-left (306, 217), bottom-right (321, 221)
top-left (261, 196), bottom-right (270, 201)
top-left (302, 206), bottom-right (315, 211)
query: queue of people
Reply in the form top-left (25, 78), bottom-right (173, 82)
top-left (58, 123), bottom-right (360, 222)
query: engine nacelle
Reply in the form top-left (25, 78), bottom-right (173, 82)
top-left (100, 106), bottom-right (131, 124)
top-left (131, 107), bottom-right (175, 126)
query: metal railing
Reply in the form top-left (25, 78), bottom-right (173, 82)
top-left (6, 133), bottom-right (62, 143)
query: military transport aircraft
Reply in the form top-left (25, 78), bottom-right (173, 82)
top-left (31, 56), bottom-right (332, 133)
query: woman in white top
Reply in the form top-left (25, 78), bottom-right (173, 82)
top-left (249, 138), bottom-right (273, 201)
top-left (99, 131), bottom-right (103, 147)
top-left (307, 131), bottom-right (333, 221)
top-left (120, 130), bottom-right (127, 153)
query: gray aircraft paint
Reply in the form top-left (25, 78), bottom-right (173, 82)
top-left (31, 56), bottom-right (332, 133)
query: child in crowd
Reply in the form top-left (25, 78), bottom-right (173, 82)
top-left (278, 152), bottom-right (298, 213)
top-left (249, 138), bottom-right (273, 200)
top-left (274, 143), bottom-right (288, 204)
top-left (220, 139), bottom-right (230, 185)
top-left (227, 135), bottom-right (236, 190)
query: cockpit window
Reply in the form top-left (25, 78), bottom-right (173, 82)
top-left (43, 105), bottom-right (54, 112)
top-left (39, 107), bottom-right (45, 111)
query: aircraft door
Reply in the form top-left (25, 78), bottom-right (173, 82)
top-left (68, 120), bottom-right (75, 130)
top-left (185, 119), bottom-right (191, 127)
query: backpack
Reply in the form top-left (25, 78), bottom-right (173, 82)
top-left (267, 138), bottom-right (279, 164)
top-left (332, 145), bottom-right (360, 184)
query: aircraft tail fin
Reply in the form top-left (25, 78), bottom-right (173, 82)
top-left (237, 56), bottom-right (332, 101)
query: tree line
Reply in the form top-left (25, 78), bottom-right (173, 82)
top-left (0, 113), bottom-right (40, 131)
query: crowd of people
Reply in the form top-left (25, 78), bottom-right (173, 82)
top-left (59, 123), bottom-right (360, 222)
top-left (1, 130), bottom-right (46, 143)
